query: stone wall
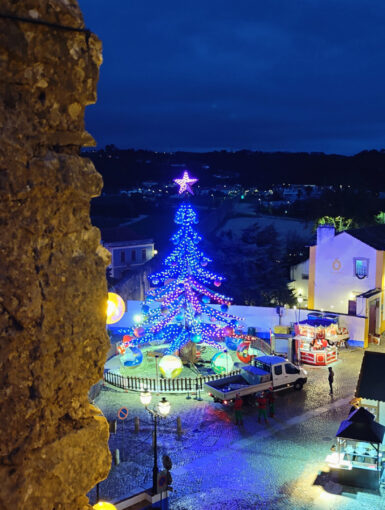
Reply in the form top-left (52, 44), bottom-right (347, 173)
top-left (0, 1), bottom-right (111, 508)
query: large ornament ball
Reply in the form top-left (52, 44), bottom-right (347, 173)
top-left (120, 346), bottom-right (143, 368)
top-left (141, 304), bottom-right (150, 314)
top-left (221, 304), bottom-right (229, 313)
top-left (175, 313), bottom-right (184, 322)
top-left (236, 341), bottom-right (252, 363)
top-left (159, 355), bottom-right (183, 379)
top-left (214, 280), bottom-right (222, 287)
top-left (211, 352), bottom-right (234, 375)
top-left (106, 292), bottom-right (126, 325)
top-left (191, 333), bottom-right (202, 343)
top-left (134, 327), bottom-right (145, 338)
top-left (202, 295), bottom-right (210, 304)
top-left (223, 326), bottom-right (234, 336)
top-left (122, 335), bottom-right (133, 345)
top-left (225, 336), bottom-right (242, 351)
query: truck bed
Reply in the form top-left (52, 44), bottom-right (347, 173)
top-left (204, 368), bottom-right (272, 401)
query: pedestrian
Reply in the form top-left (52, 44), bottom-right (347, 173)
top-left (234, 393), bottom-right (243, 425)
top-left (328, 367), bottom-right (334, 395)
top-left (267, 387), bottom-right (275, 418)
top-left (257, 392), bottom-right (268, 424)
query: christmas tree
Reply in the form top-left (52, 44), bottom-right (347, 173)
top-left (126, 171), bottom-right (242, 355)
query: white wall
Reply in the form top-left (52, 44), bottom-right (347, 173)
top-left (289, 259), bottom-right (309, 304)
top-left (112, 301), bottom-right (367, 343)
top-left (314, 232), bottom-right (377, 314)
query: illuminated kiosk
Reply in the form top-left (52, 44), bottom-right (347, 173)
top-left (326, 407), bottom-right (384, 489)
top-left (293, 316), bottom-right (349, 366)
top-left (104, 172), bottom-right (246, 393)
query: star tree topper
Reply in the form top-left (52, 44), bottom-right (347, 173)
top-left (174, 170), bottom-right (198, 195)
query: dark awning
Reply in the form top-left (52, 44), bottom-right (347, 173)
top-left (336, 419), bottom-right (385, 444)
top-left (356, 351), bottom-right (385, 403)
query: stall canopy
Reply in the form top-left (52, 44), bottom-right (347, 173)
top-left (336, 407), bottom-right (385, 444)
top-left (355, 351), bottom-right (385, 403)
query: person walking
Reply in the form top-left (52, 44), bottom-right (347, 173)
top-left (328, 367), bottom-right (334, 395)
top-left (257, 392), bottom-right (268, 424)
top-left (267, 388), bottom-right (275, 418)
top-left (234, 393), bottom-right (243, 425)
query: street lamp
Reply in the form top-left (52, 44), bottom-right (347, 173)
top-left (140, 390), bottom-right (171, 495)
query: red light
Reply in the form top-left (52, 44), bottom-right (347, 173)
top-left (209, 393), bottom-right (213, 397)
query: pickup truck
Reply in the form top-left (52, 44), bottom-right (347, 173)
top-left (204, 355), bottom-right (308, 405)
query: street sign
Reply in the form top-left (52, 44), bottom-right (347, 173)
top-left (117, 406), bottom-right (129, 420)
top-left (157, 470), bottom-right (168, 492)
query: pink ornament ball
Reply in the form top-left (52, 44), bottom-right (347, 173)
top-left (223, 326), bottom-right (234, 336)
top-left (214, 280), bottom-right (221, 287)
top-left (134, 327), bottom-right (145, 338)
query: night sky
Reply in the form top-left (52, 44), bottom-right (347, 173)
top-left (79, 1), bottom-right (385, 154)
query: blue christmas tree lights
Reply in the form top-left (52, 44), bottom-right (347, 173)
top-left (120, 172), bottom-right (242, 355)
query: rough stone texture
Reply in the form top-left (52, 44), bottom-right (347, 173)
top-left (0, 1), bottom-right (111, 508)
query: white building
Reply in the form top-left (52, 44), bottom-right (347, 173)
top-left (101, 226), bottom-right (156, 280)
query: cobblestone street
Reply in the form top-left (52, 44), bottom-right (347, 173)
top-left (91, 345), bottom-right (385, 509)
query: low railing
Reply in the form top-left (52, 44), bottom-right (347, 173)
top-left (103, 369), bottom-right (242, 394)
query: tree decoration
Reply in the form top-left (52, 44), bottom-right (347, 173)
top-left (120, 172), bottom-right (242, 355)
top-left (159, 355), bottom-right (183, 378)
top-left (106, 292), bottom-right (125, 325)
top-left (173, 170), bottom-right (198, 195)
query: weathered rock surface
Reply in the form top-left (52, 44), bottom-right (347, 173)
top-left (0, 1), bottom-right (111, 508)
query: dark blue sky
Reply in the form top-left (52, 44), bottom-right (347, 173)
top-left (79, 1), bottom-right (385, 154)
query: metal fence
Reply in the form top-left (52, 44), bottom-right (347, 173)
top-left (103, 369), bottom-right (242, 394)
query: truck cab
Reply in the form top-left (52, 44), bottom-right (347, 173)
top-left (254, 355), bottom-right (307, 391)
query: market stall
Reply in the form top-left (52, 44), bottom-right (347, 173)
top-left (326, 407), bottom-right (384, 489)
top-left (294, 317), bottom-right (348, 366)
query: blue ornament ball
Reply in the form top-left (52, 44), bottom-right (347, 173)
top-left (191, 334), bottom-right (202, 343)
top-left (225, 336), bottom-right (242, 351)
top-left (120, 346), bottom-right (143, 368)
top-left (201, 260), bottom-right (208, 267)
top-left (221, 304), bottom-right (228, 313)
top-left (142, 304), bottom-right (150, 314)
top-left (175, 313), bottom-right (184, 322)
top-left (202, 296), bottom-right (210, 304)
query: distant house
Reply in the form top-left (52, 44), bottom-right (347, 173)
top-left (289, 258), bottom-right (309, 306)
top-left (101, 225), bottom-right (156, 280)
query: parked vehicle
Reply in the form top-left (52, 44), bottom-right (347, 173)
top-left (204, 355), bottom-right (308, 405)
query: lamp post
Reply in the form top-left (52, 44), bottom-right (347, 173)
top-left (140, 389), bottom-right (171, 495)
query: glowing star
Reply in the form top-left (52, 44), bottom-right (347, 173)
top-left (174, 170), bottom-right (198, 195)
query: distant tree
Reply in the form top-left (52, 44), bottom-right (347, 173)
top-left (315, 216), bottom-right (353, 232)
top-left (218, 225), bottom-right (296, 307)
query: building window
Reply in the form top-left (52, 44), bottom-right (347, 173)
top-left (354, 258), bottom-right (369, 279)
top-left (120, 251), bottom-right (125, 263)
top-left (141, 248), bottom-right (146, 262)
top-left (131, 250), bottom-right (136, 262)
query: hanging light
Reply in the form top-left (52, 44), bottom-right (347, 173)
top-left (157, 397), bottom-right (171, 417)
top-left (140, 389), bottom-right (152, 407)
top-left (93, 503), bottom-right (117, 510)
